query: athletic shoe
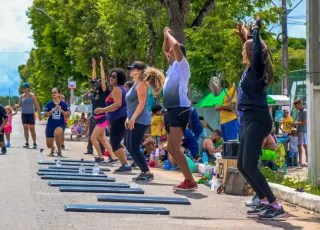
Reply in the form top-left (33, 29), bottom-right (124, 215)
top-left (258, 206), bottom-right (286, 220)
top-left (33, 143), bottom-right (37, 149)
top-left (104, 159), bottom-right (118, 165)
top-left (131, 163), bottom-right (138, 168)
top-left (247, 203), bottom-right (270, 216)
top-left (94, 157), bottom-right (104, 163)
top-left (6, 142), bottom-right (10, 148)
top-left (132, 173), bottom-right (154, 181)
top-left (245, 194), bottom-right (260, 207)
top-left (23, 143), bottom-right (29, 148)
top-left (173, 179), bottom-right (198, 191)
top-left (1, 147), bottom-right (7, 155)
top-left (84, 152), bottom-right (93, 155)
top-left (114, 165), bottom-right (132, 173)
top-left (61, 145), bottom-right (65, 150)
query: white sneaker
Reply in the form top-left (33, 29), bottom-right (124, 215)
top-left (245, 194), bottom-right (260, 207)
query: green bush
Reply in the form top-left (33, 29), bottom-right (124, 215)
top-left (67, 114), bottom-right (80, 128)
top-left (261, 167), bottom-right (320, 196)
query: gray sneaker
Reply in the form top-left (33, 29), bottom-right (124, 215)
top-left (247, 203), bottom-right (270, 216)
top-left (245, 194), bottom-right (260, 207)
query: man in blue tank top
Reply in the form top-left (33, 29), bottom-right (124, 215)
top-left (15, 83), bottom-right (41, 149)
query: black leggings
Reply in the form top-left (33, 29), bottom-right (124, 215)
top-left (237, 110), bottom-right (276, 203)
top-left (109, 116), bottom-right (127, 152)
top-left (125, 123), bottom-right (149, 172)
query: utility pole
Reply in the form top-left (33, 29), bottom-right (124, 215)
top-left (281, 0), bottom-right (289, 96)
top-left (8, 88), bottom-right (10, 106)
top-left (306, 0), bottom-right (320, 186)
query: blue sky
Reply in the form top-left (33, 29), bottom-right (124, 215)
top-left (0, 0), bottom-right (307, 96)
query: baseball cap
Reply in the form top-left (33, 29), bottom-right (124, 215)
top-left (127, 61), bottom-right (147, 71)
top-left (22, 83), bottom-right (30, 88)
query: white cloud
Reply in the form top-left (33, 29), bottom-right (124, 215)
top-left (0, 0), bottom-right (34, 96)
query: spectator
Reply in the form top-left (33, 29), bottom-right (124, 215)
top-left (189, 105), bottom-right (203, 139)
top-left (201, 129), bottom-right (223, 163)
top-left (293, 99), bottom-right (308, 166)
top-left (151, 104), bottom-right (164, 146)
top-left (215, 80), bottom-right (239, 141)
top-left (182, 124), bottom-right (199, 160)
top-left (281, 109), bottom-right (294, 134)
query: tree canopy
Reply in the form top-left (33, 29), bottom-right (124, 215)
top-left (19, 0), bottom-right (306, 104)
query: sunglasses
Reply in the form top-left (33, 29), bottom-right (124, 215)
top-left (284, 112), bottom-right (289, 114)
top-left (110, 75), bottom-right (117, 79)
top-left (52, 92), bottom-right (58, 94)
top-left (22, 87), bottom-right (28, 89)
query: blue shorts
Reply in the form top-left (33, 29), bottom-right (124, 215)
top-left (221, 118), bottom-right (239, 141)
top-left (46, 125), bottom-right (65, 138)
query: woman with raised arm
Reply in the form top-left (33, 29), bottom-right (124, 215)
top-left (90, 57), bottom-right (117, 163)
top-left (237, 16), bottom-right (286, 220)
top-left (125, 62), bottom-right (165, 181)
top-left (44, 88), bottom-right (70, 157)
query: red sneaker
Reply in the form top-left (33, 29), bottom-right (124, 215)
top-left (173, 179), bottom-right (198, 191)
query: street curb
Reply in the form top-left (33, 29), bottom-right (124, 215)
top-left (269, 182), bottom-right (320, 213)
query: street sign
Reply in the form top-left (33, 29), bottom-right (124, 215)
top-left (68, 80), bottom-right (76, 89)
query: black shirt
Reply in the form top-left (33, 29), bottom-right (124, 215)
top-left (0, 105), bottom-right (8, 127)
top-left (238, 29), bottom-right (268, 111)
top-left (91, 89), bottom-right (110, 114)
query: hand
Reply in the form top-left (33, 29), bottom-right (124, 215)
top-left (38, 115), bottom-right (42, 121)
top-left (215, 106), bottom-right (222, 111)
top-left (87, 89), bottom-right (93, 94)
top-left (100, 56), bottom-right (104, 66)
top-left (235, 21), bottom-right (248, 39)
top-left (128, 118), bottom-right (135, 130)
top-left (125, 118), bottom-right (129, 129)
top-left (14, 104), bottom-right (19, 108)
top-left (56, 105), bottom-right (62, 111)
top-left (250, 15), bottom-right (261, 32)
top-left (94, 107), bottom-right (103, 114)
top-left (164, 27), bottom-right (172, 36)
top-left (92, 58), bottom-right (96, 68)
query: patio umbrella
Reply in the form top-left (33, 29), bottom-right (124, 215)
top-left (194, 90), bottom-right (227, 108)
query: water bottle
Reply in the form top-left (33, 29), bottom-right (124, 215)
top-left (202, 152), bottom-right (208, 164)
top-left (149, 151), bottom-right (155, 167)
top-left (38, 149), bottom-right (44, 163)
top-left (56, 156), bottom-right (62, 167)
top-left (154, 147), bottom-right (160, 168)
top-left (92, 163), bottom-right (100, 175)
top-left (130, 182), bottom-right (138, 188)
top-left (79, 158), bottom-right (85, 174)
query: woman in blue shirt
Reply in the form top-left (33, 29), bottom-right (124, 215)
top-left (44, 88), bottom-right (70, 157)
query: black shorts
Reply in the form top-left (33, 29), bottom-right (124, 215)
top-left (22, 113), bottom-right (35, 125)
top-left (46, 125), bottom-right (65, 138)
top-left (0, 131), bottom-right (4, 143)
top-left (164, 107), bottom-right (191, 134)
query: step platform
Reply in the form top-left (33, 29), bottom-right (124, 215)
top-left (39, 161), bottom-right (95, 166)
top-left (49, 181), bottom-right (129, 188)
top-left (59, 186), bottom-right (144, 194)
top-left (41, 175), bottom-right (115, 182)
top-left (97, 195), bottom-right (191, 205)
top-left (64, 204), bottom-right (169, 215)
top-left (54, 158), bottom-right (94, 163)
top-left (48, 166), bottom-right (110, 172)
top-left (38, 168), bottom-right (105, 174)
top-left (38, 172), bottom-right (108, 177)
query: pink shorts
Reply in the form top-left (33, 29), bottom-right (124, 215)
top-left (96, 120), bottom-right (109, 128)
top-left (4, 126), bottom-right (12, 134)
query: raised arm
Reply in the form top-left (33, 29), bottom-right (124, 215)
top-left (165, 29), bottom-right (183, 62)
top-left (92, 58), bottom-right (97, 80)
top-left (251, 16), bottom-right (263, 70)
top-left (99, 56), bottom-right (107, 92)
top-left (163, 27), bottom-right (170, 56)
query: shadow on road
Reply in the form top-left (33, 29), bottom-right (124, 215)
top-left (174, 191), bottom-right (208, 200)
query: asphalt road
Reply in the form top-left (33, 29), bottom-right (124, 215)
top-left (0, 114), bottom-right (319, 230)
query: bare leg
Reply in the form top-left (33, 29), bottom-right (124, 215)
top-left (54, 127), bottom-right (64, 155)
top-left (91, 126), bottom-right (104, 159)
top-left (99, 134), bottom-right (117, 160)
top-left (5, 133), bottom-right (10, 143)
top-left (113, 148), bottom-right (128, 165)
top-left (167, 127), bottom-right (195, 182)
top-left (23, 124), bottom-right (29, 143)
top-left (29, 125), bottom-right (36, 144)
top-left (303, 144), bottom-right (308, 163)
top-left (298, 144), bottom-right (303, 165)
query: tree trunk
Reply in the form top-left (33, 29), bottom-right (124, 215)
top-left (161, 0), bottom-right (191, 44)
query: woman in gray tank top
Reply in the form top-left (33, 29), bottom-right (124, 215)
top-left (15, 83), bottom-right (41, 149)
top-left (125, 61), bottom-right (165, 181)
